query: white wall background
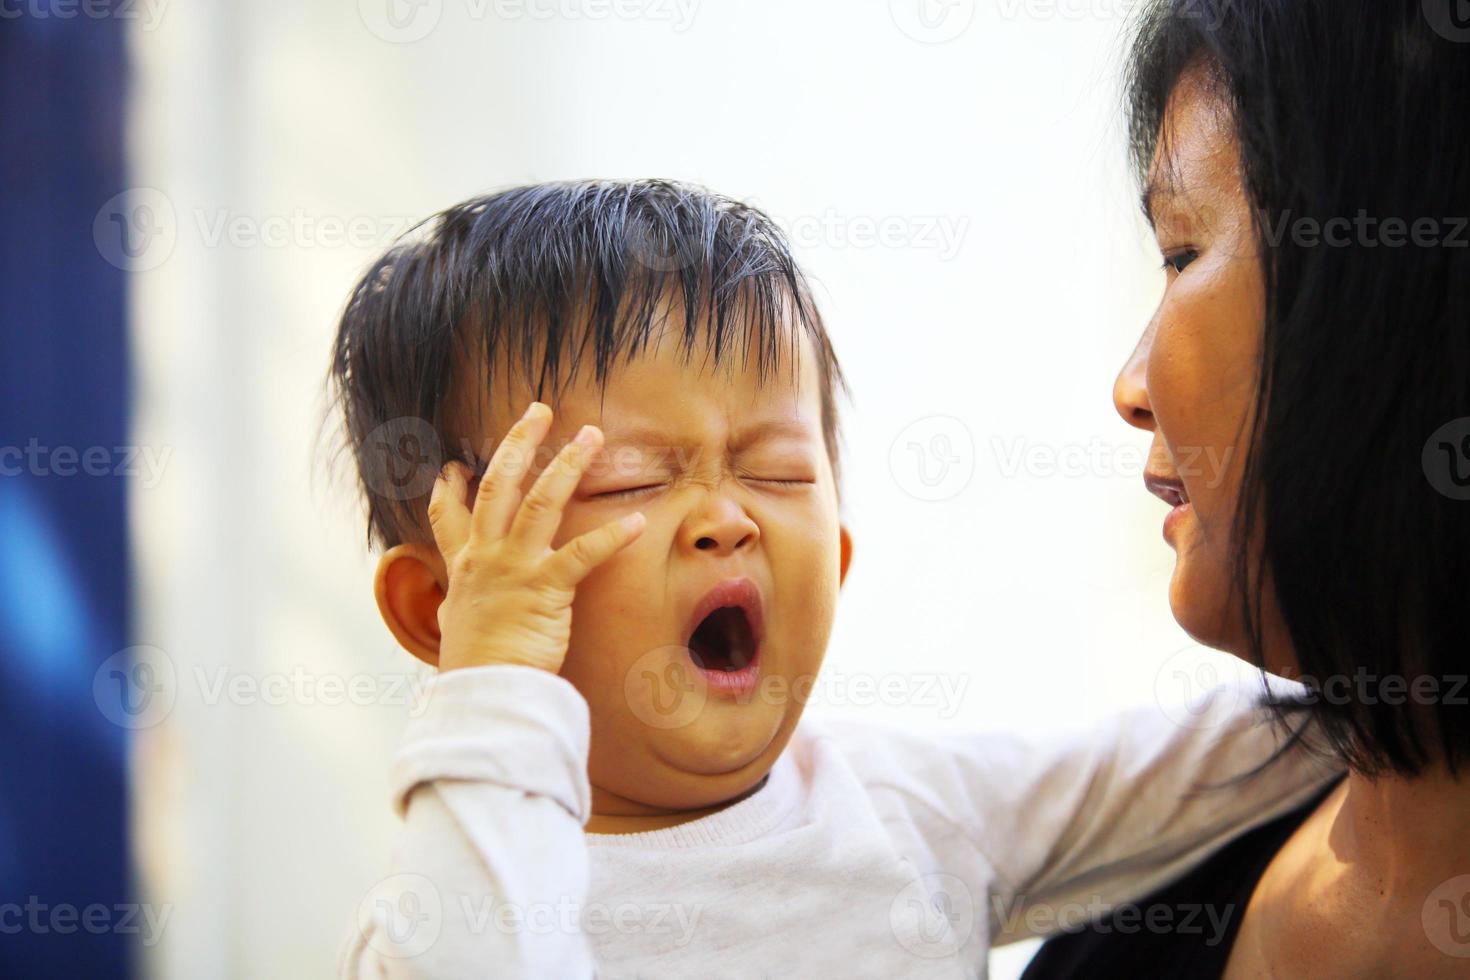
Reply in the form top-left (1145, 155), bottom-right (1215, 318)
top-left (122, 1), bottom-right (1258, 976)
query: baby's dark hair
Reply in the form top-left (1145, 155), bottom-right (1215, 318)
top-left (323, 179), bottom-right (847, 552)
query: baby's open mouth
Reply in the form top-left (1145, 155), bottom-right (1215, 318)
top-left (682, 578), bottom-right (765, 697)
top-left (688, 605), bottom-right (757, 673)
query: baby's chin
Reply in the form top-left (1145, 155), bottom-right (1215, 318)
top-left (596, 703), bottom-right (799, 812)
top-left (661, 701), bottom-right (790, 774)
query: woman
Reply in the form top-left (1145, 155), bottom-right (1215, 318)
top-left (1024, 1), bottom-right (1470, 976)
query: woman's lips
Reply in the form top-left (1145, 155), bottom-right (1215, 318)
top-left (1144, 471), bottom-right (1188, 506)
top-left (1162, 501), bottom-right (1193, 544)
top-left (1144, 472), bottom-right (1192, 545)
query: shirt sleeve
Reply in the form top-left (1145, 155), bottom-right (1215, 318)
top-left (824, 680), bottom-right (1342, 945)
top-left (338, 665), bottom-right (599, 980)
top-left (991, 686), bottom-right (1341, 943)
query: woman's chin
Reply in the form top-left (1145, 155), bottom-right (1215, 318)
top-left (1166, 556), bottom-right (1239, 654)
top-left (1165, 547), bottom-right (1299, 681)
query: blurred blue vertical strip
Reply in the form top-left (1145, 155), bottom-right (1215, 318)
top-left (0, 0), bottom-right (133, 976)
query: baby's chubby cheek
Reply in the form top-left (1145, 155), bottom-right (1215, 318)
top-left (561, 529), bottom-right (663, 647)
top-left (765, 521), bottom-right (841, 659)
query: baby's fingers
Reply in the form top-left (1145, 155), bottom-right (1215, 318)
top-left (543, 512), bottom-right (646, 588)
top-left (427, 461), bottom-right (472, 559)
top-left (507, 424), bottom-right (603, 552)
top-left (471, 402), bottom-right (554, 542)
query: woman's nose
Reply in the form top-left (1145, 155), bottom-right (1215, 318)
top-left (680, 494), bottom-right (759, 555)
top-left (1112, 327), bottom-right (1155, 432)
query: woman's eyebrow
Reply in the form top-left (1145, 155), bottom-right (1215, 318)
top-left (1141, 187), bottom-right (1158, 228)
top-left (1142, 178), bottom-right (1171, 229)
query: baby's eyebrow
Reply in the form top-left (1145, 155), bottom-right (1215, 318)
top-left (598, 424), bottom-right (696, 451)
top-left (599, 418), bottom-right (815, 452)
top-left (729, 418), bottom-right (816, 450)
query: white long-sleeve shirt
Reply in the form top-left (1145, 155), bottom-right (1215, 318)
top-left (340, 665), bottom-right (1340, 979)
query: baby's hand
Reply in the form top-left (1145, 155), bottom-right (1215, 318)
top-left (427, 402), bottom-right (646, 674)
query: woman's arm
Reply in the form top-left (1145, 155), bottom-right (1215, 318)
top-left (822, 681), bottom-right (1340, 945)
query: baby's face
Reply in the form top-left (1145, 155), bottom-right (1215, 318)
top-left (459, 325), bottom-right (849, 818)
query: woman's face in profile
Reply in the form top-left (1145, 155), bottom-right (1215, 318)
top-left (1112, 64), bottom-right (1289, 671)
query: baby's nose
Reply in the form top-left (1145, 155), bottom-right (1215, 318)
top-left (680, 494), bottom-right (759, 555)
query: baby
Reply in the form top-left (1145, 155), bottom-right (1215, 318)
top-left (329, 180), bottom-right (1338, 978)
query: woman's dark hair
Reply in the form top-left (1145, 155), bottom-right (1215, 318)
top-left (323, 179), bottom-right (846, 552)
top-left (1127, 0), bottom-right (1470, 776)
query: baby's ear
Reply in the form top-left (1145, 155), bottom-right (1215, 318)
top-left (374, 543), bottom-right (447, 667)
top-left (838, 524), bottom-right (853, 588)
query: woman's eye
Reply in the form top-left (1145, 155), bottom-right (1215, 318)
top-left (1162, 249), bottom-right (1199, 275)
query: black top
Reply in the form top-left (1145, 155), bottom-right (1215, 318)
top-left (1020, 779), bottom-right (1343, 980)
